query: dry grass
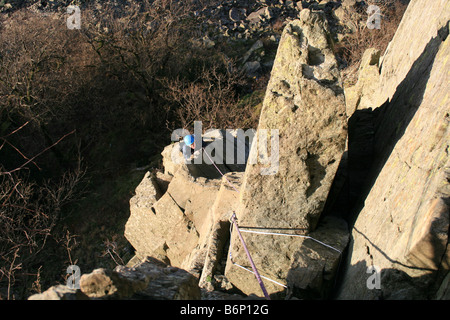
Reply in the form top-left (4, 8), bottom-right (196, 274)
top-left (334, 1), bottom-right (409, 86)
top-left (0, 0), bottom-right (257, 299)
top-left (163, 61), bottom-right (257, 131)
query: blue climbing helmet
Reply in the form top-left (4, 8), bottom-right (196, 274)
top-left (184, 134), bottom-right (195, 146)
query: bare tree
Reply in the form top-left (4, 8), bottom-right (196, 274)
top-left (163, 60), bottom-right (257, 131)
top-left (0, 121), bottom-right (84, 299)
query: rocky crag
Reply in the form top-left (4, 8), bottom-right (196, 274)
top-left (29, 0), bottom-right (449, 300)
top-left (225, 8), bottom-right (349, 298)
top-left (336, 0), bottom-right (449, 299)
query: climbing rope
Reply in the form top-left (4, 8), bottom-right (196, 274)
top-left (228, 219), bottom-right (343, 290)
top-left (202, 147), bottom-right (270, 299)
top-left (228, 259), bottom-right (288, 289)
top-left (201, 147), bottom-right (240, 193)
top-left (200, 145), bottom-right (342, 297)
top-left (238, 229), bottom-right (342, 254)
top-left (230, 213), bottom-right (271, 300)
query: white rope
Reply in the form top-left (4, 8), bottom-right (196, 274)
top-left (202, 147), bottom-right (241, 193)
top-left (229, 228), bottom-right (343, 289)
top-left (199, 145), bottom-right (342, 291)
top-left (230, 261), bottom-right (288, 288)
top-left (227, 217), bottom-right (342, 290)
top-left (228, 216), bottom-right (286, 290)
top-left (238, 229), bottom-right (342, 254)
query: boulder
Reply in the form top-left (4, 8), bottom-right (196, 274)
top-left (332, 0), bottom-right (362, 34)
top-left (129, 171), bottom-right (162, 209)
top-left (80, 268), bottom-right (118, 298)
top-left (344, 48), bottom-right (381, 117)
top-left (28, 285), bottom-right (88, 300)
top-left (225, 9), bottom-right (348, 297)
top-left (242, 39), bottom-right (264, 64)
top-left (229, 7), bottom-right (246, 22)
top-left (115, 258), bottom-right (201, 299)
top-left (341, 0), bottom-right (357, 8)
top-left (286, 216), bottom-right (349, 299)
top-left (236, 8), bottom-right (347, 235)
top-left (247, 7), bottom-right (272, 24)
top-left (125, 167), bottom-right (221, 269)
top-left (29, 258), bottom-right (201, 300)
top-left (244, 60), bottom-right (261, 77)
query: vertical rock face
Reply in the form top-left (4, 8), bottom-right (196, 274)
top-left (225, 9), bottom-right (348, 297)
top-left (344, 48), bottom-right (381, 117)
top-left (239, 9), bottom-right (347, 232)
top-left (337, 0), bottom-right (450, 299)
top-left (125, 167), bottom-right (214, 269)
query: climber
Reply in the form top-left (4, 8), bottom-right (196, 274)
top-left (181, 134), bottom-right (195, 161)
top-left (180, 134), bottom-right (206, 162)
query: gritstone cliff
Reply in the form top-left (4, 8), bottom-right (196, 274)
top-left (336, 0), bottom-right (450, 299)
top-left (224, 8), bottom-right (349, 298)
top-left (29, 0), bottom-right (449, 300)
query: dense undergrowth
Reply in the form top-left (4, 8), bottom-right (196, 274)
top-left (0, 0), bottom-right (264, 299)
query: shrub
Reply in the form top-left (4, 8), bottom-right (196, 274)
top-left (0, 0), bottom-right (258, 298)
top-left (334, 1), bottom-right (409, 86)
